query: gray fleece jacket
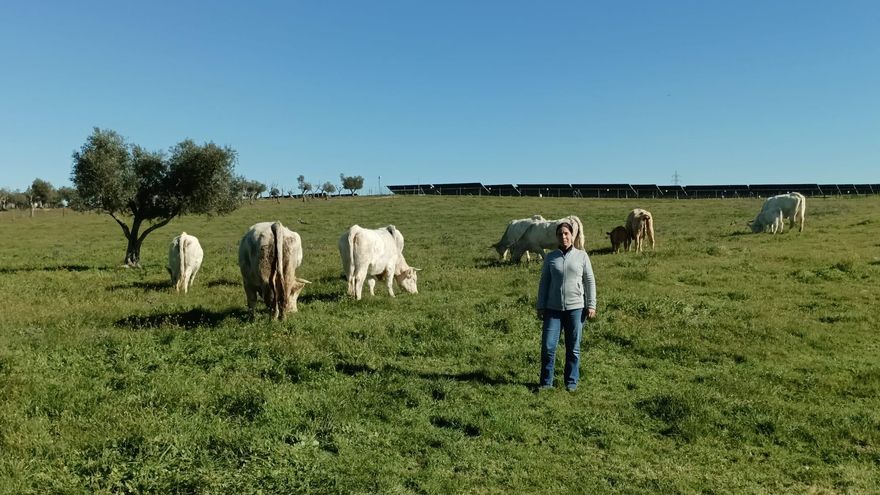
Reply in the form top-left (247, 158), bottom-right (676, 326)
top-left (536, 247), bottom-right (596, 311)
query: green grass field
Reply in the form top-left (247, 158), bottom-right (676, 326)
top-left (1, 195), bottom-right (878, 494)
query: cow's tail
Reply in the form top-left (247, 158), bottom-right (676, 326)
top-left (645, 214), bottom-right (655, 249)
top-left (271, 222), bottom-right (286, 318)
top-left (347, 226), bottom-right (358, 297)
top-left (798, 195), bottom-right (806, 232)
top-left (177, 233), bottom-right (187, 292)
top-left (569, 215), bottom-right (585, 250)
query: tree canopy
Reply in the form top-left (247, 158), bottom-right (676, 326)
top-left (28, 178), bottom-right (55, 206)
top-left (297, 175), bottom-right (313, 201)
top-left (71, 127), bottom-right (242, 266)
top-left (321, 181), bottom-right (336, 195)
top-left (340, 174), bottom-right (364, 196)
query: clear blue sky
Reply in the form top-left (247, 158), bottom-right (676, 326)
top-left (2, 0), bottom-right (878, 193)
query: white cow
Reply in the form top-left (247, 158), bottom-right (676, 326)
top-left (750, 193), bottom-right (806, 233)
top-left (625, 208), bottom-right (655, 252)
top-left (339, 224), bottom-right (419, 300)
top-left (509, 215), bottom-right (585, 263)
top-left (493, 214), bottom-right (545, 261)
top-left (754, 207), bottom-right (784, 234)
top-left (167, 232), bottom-right (203, 294)
top-left (238, 221), bottom-right (310, 319)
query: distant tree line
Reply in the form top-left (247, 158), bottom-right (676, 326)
top-left (0, 179), bottom-right (78, 215)
top-left (263, 173), bottom-right (364, 201)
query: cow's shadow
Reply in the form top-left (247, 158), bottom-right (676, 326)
top-left (474, 258), bottom-right (542, 269)
top-left (106, 280), bottom-right (169, 292)
top-left (0, 264), bottom-right (109, 274)
top-left (115, 307), bottom-right (250, 330)
top-left (207, 278), bottom-right (240, 288)
top-left (588, 247), bottom-right (615, 256)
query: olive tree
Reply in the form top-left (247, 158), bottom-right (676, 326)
top-left (28, 179), bottom-right (55, 207)
top-left (340, 173), bottom-right (364, 196)
top-left (297, 175), bottom-right (312, 201)
top-left (71, 128), bottom-right (242, 267)
top-left (320, 181), bottom-right (336, 199)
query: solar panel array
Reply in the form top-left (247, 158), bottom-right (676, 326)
top-left (386, 182), bottom-right (879, 198)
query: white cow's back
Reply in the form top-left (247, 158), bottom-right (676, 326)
top-left (339, 225), bottom-right (417, 299)
top-left (168, 232), bottom-right (204, 293)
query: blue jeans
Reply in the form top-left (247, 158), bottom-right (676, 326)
top-left (540, 308), bottom-right (584, 388)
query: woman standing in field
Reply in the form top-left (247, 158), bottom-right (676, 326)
top-left (536, 222), bottom-right (597, 391)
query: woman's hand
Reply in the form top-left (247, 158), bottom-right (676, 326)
top-left (582, 308), bottom-right (596, 322)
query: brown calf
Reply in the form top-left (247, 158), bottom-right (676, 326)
top-left (607, 226), bottom-right (630, 253)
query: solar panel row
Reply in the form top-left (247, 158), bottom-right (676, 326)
top-left (386, 183), bottom-right (879, 197)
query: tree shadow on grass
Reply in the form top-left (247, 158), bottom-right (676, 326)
top-left (115, 307), bottom-right (250, 330)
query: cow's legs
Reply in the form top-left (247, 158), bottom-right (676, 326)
top-left (367, 277), bottom-right (377, 296)
top-left (187, 268), bottom-right (198, 293)
top-left (384, 269), bottom-right (395, 297)
top-left (181, 269), bottom-right (191, 294)
top-left (352, 268), bottom-right (366, 300)
top-left (244, 283), bottom-right (258, 312)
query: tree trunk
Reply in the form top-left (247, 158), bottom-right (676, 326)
top-left (116, 215), bottom-right (143, 267)
top-left (124, 235), bottom-right (142, 267)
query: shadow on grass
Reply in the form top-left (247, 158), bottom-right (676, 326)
top-left (588, 247), bottom-right (615, 256)
top-left (384, 364), bottom-right (527, 387)
top-left (207, 278), bottom-right (240, 288)
top-left (474, 258), bottom-right (542, 269)
top-left (115, 307), bottom-right (250, 330)
top-left (308, 360), bottom-right (532, 389)
top-left (106, 280), bottom-right (169, 292)
top-left (300, 291), bottom-right (344, 304)
top-left (0, 264), bottom-right (111, 274)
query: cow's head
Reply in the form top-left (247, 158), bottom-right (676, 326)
top-left (492, 242), bottom-right (508, 259)
top-left (395, 267), bottom-right (420, 294)
top-left (748, 218), bottom-right (763, 233)
top-left (283, 277), bottom-right (311, 316)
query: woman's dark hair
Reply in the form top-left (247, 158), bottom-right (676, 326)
top-left (556, 222), bottom-right (573, 234)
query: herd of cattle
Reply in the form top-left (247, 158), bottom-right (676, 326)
top-left (168, 221), bottom-right (420, 320)
top-left (165, 193), bottom-right (806, 319)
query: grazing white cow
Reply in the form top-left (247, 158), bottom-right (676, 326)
top-left (625, 208), bottom-right (655, 252)
top-left (167, 232), bottom-right (203, 294)
top-left (750, 192), bottom-right (806, 233)
top-left (339, 224), bottom-right (419, 300)
top-left (238, 221), bottom-right (310, 319)
top-left (509, 215), bottom-right (585, 263)
top-left (493, 214), bottom-right (545, 261)
top-left (754, 207), bottom-right (784, 234)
